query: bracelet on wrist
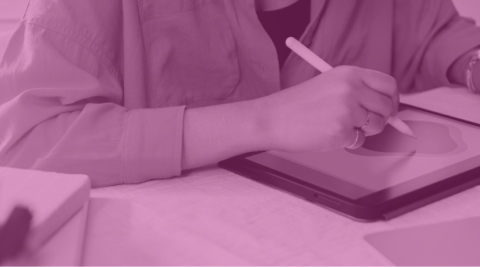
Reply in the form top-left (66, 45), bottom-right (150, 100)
top-left (465, 49), bottom-right (480, 94)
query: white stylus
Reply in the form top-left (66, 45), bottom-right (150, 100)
top-left (285, 37), bottom-right (417, 139)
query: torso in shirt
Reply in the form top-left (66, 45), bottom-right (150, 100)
top-left (22, 0), bottom-right (408, 109)
top-left (257, 0), bottom-right (310, 69)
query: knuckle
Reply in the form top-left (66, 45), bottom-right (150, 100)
top-left (380, 73), bottom-right (398, 93)
top-left (335, 65), bottom-right (350, 73)
top-left (335, 65), bottom-right (357, 77)
top-left (338, 85), bottom-right (355, 100)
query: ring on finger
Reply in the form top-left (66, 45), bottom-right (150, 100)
top-left (346, 129), bottom-right (365, 150)
top-left (360, 111), bottom-right (371, 131)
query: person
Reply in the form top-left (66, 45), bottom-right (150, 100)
top-left (0, 0), bottom-right (479, 187)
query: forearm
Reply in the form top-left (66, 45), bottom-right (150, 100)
top-left (182, 98), bottom-right (271, 170)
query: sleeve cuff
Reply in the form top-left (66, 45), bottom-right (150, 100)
top-left (421, 18), bottom-right (480, 89)
top-left (123, 105), bottom-right (186, 184)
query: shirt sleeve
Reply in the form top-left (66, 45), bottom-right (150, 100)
top-left (393, 0), bottom-right (480, 92)
top-left (0, 22), bottom-right (185, 188)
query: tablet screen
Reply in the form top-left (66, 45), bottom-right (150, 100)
top-left (246, 108), bottom-right (480, 199)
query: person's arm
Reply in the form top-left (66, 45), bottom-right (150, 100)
top-left (182, 100), bottom-right (270, 170)
top-left (0, 22), bottom-right (195, 188)
top-left (0, 21), bottom-right (398, 186)
top-left (448, 48), bottom-right (480, 90)
top-left (0, 22), bottom-right (275, 188)
top-left (1, 2), bottom-right (400, 188)
top-left (393, 0), bottom-right (480, 91)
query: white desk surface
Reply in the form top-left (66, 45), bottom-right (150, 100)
top-left (84, 166), bottom-right (480, 265)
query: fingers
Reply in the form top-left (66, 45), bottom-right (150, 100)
top-left (359, 68), bottom-right (397, 97)
top-left (359, 86), bottom-right (394, 121)
top-left (357, 68), bottom-right (399, 116)
top-left (343, 108), bottom-right (382, 150)
top-left (358, 111), bottom-right (386, 136)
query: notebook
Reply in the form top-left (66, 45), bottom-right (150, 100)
top-left (400, 87), bottom-right (480, 126)
top-left (0, 167), bottom-right (90, 264)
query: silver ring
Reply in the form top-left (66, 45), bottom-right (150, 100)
top-left (346, 129), bottom-right (365, 150)
top-left (360, 111), bottom-right (371, 131)
top-left (347, 130), bottom-right (360, 149)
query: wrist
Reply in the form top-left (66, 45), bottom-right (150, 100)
top-left (250, 96), bottom-right (277, 151)
top-left (182, 99), bottom-right (273, 170)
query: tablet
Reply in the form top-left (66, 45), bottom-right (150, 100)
top-left (218, 106), bottom-right (480, 221)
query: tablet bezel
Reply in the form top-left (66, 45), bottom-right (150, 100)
top-left (218, 107), bottom-right (480, 221)
top-left (219, 152), bottom-right (480, 221)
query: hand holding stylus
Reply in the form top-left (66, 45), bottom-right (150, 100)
top-left (258, 61), bottom-right (399, 151)
top-left (285, 37), bottom-right (417, 139)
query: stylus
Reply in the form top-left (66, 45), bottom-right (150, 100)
top-left (286, 37), bottom-right (417, 139)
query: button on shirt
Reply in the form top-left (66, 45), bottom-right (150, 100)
top-left (1, 0), bottom-right (480, 187)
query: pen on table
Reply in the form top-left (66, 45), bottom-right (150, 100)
top-left (285, 37), bottom-right (417, 139)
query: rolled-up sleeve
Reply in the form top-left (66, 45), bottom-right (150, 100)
top-left (0, 22), bottom-right (185, 188)
top-left (393, 0), bottom-right (480, 91)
